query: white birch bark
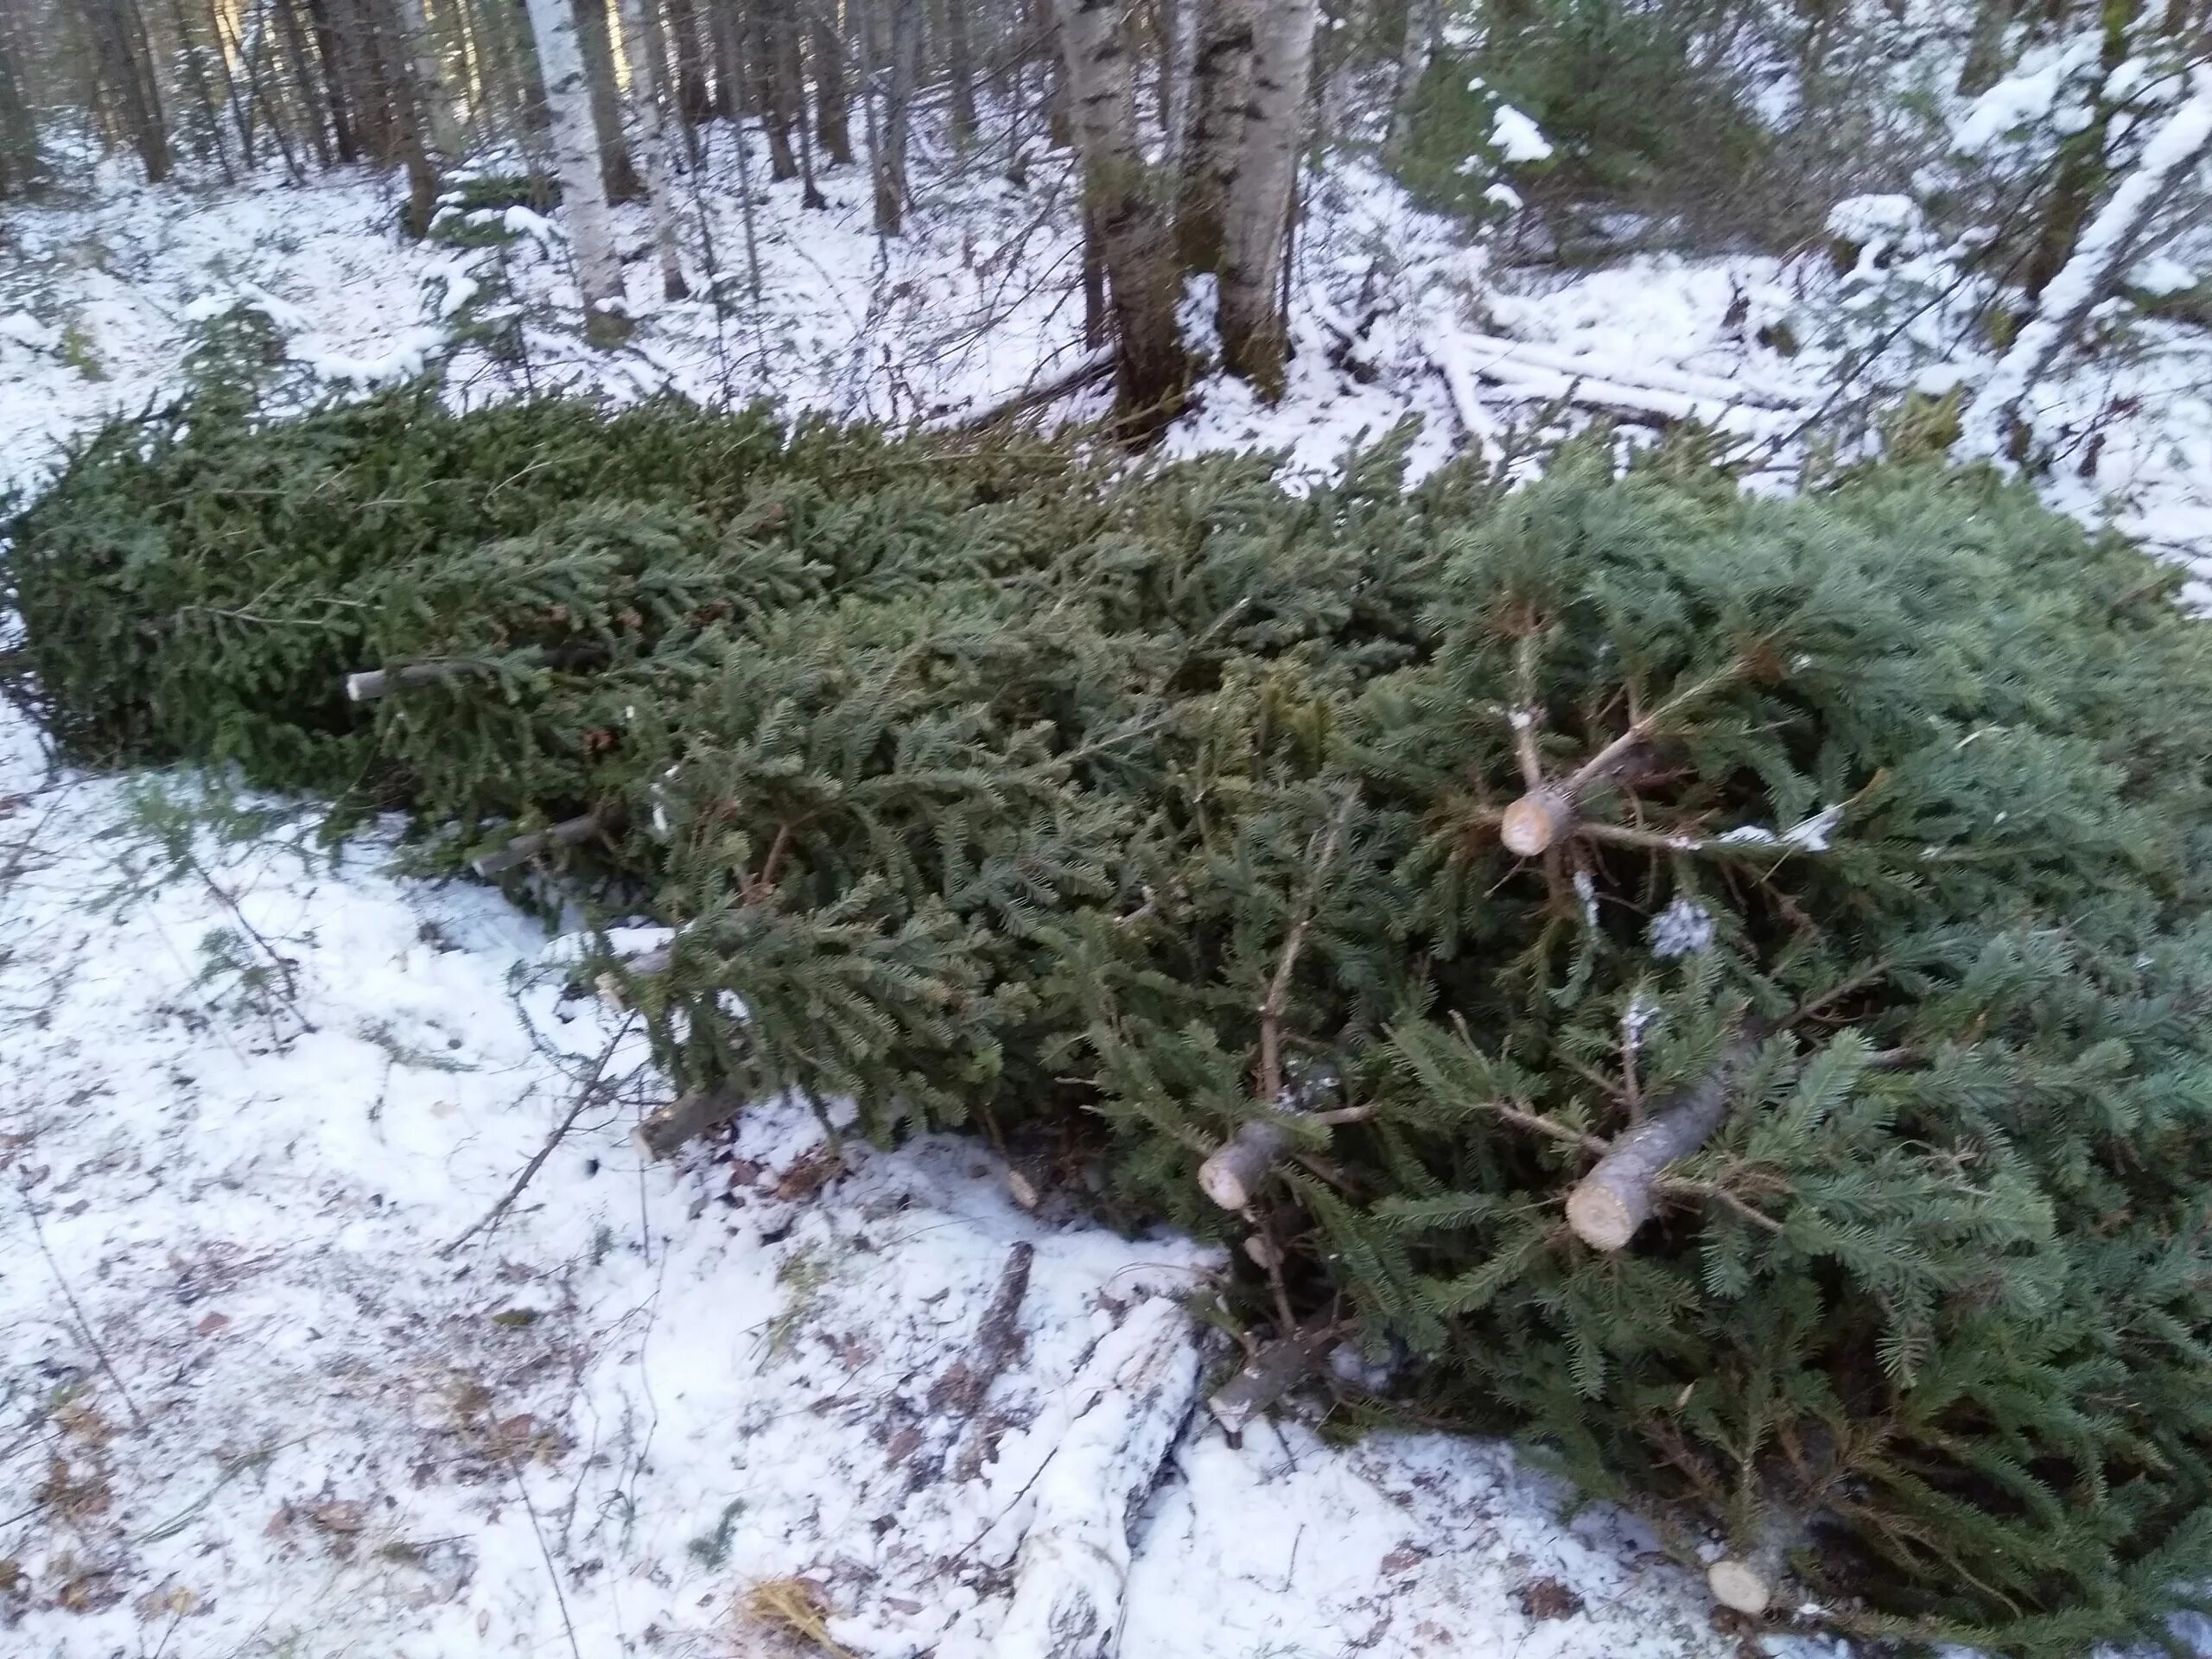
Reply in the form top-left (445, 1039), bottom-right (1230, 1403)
top-left (614, 0), bottom-right (689, 297)
top-left (1055, 0), bottom-right (1186, 438)
top-left (522, 0), bottom-right (628, 340)
top-left (1216, 0), bottom-right (1317, 397)
top-left (1176, 0), bottom-right (1257, 275)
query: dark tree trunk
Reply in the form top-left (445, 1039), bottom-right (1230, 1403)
top-left (809, 1), bottom-right (850, 163)
top-left (298, 0), bottom-right (359, 160)
top-left (945, 0), bottom-right (976, 145)
top-left (875, 0), bottom-right (918, 234)
top-left (751, 0), bottom-right (798, 180)
top-left (573, 0), bottom-right (645, 198)
top-left (707, 0), bottom-right (742, 118)
top-left (81, 0), bottom-right (171, 181)
top-left (778, 2), bottom-right (826, 204)
top-left (664, 0), bottom-right (715, 121)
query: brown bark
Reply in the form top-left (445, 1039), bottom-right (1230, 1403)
top-left (808, 2), bottom-right (851, 162)
top-left (664, 0), bottom-right (715, 121)
top-left (875, 0), bottom-right (919, 234)
top-left (945, 0), bottom-right (977, 145)
top-left (751, 0), bottom-right (798, 180)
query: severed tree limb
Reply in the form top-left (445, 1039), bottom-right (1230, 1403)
top-left (1206, 1328), bottom-right (1333, 1438)
top-left (1201, 798), bottom-right (1357, 1212)
top-left (344, 659), bottom-right (486, 702)
top-left (1499, 659), bottom-right (1748, 858)
top-left (1199, 1120), bottom-right (1293, 1211)
top-left (632, 1087), bottom-right (744, 1160)
top-left (1567, 1035), bottom-right (1760, 1250)
top-left (472, 812), bottom-right (604, 878)
top-left (1707, 1510), bottom-right (1796, 1615)
top-left (594, 943), bottom-right (673, 1007)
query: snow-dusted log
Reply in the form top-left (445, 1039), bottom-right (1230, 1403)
top-left (344, 660), bottom-right (480, 702)
top-left (1425, 339), bottom-right (1503, 461)
top-left (521, 0), bottom-right (627, 342)
top-left (1205, 1332), bottom-right (1319, 1435)
top-left (1962, 73), bottom-right (2212, 458)
top-left (615, 0), bottom-right (690, 298)
top-left (1454, 333), bottom-right (1804, 410)
top-left (471, 811), bottom-right (604, 877)
top-left (632, 1087), bottom-right (743, 1160)
top-left (985, 1294), bottom-right (1200, 1659)
top-left (1465, 356), bottom-right (1789, 435)
top-left (1567, 1038), bottom-right (1757, 1250)
top-left (1217, 0), bottom-right (1319, 396)
top-left (1198, 1120), bottom-right (1291, 1210)
top-left (954, 353), bottom-right (1114, 431)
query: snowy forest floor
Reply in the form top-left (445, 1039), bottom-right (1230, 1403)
top-left (1, 120), bottom-right (2208, 1659)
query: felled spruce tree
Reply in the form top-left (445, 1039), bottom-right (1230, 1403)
top-left (13, 389), bottom-right (2212, 1656)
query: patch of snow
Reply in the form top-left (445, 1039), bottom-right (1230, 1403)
top-left (1491, 104), bottom-right (1555, 163)
top-left (1782, 804), bottom-right (1844, 853)
top-left (1649, 896), bottom-right (1717, 960)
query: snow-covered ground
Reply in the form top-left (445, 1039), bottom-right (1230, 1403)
top-left (0, 681), bottom-right (1758, 1659)
top-left (2, 99), bottom-right (2208, 1656)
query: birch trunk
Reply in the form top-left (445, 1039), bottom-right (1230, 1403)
top-left (1216, 0), bottom-right (1316, 397)
top-left (1175, 0), bottom-right (1255, 273)
top-left (616, 0), bottom-right (690, 296)
top-left (395, 0), bottom-right (461, 162)
top-left (523, 0), bottom-right (631, 342)
top-left (1054, 0), bottom-right (1186, 442)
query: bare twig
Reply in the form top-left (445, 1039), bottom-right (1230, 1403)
top-left (442, 1014), bottom-right (637, 1256)
top-left (16, 1181), bottom-right (147, 1431)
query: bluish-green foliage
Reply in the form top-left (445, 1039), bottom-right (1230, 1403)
top-left (11, 388), bottom-right (2212, 1654)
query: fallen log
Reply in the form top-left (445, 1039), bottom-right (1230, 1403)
top-left (930, 1242), bottom-right (1036, 1418)
top-left (982, 1295), bottom-right (1200, 1659)
top-left (1424, 339), bottom-right (1504, 461)
top-left (1454, 331), bottom-right (1805, 411)
top-left (955, 353), bottom-right (1114, 432)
